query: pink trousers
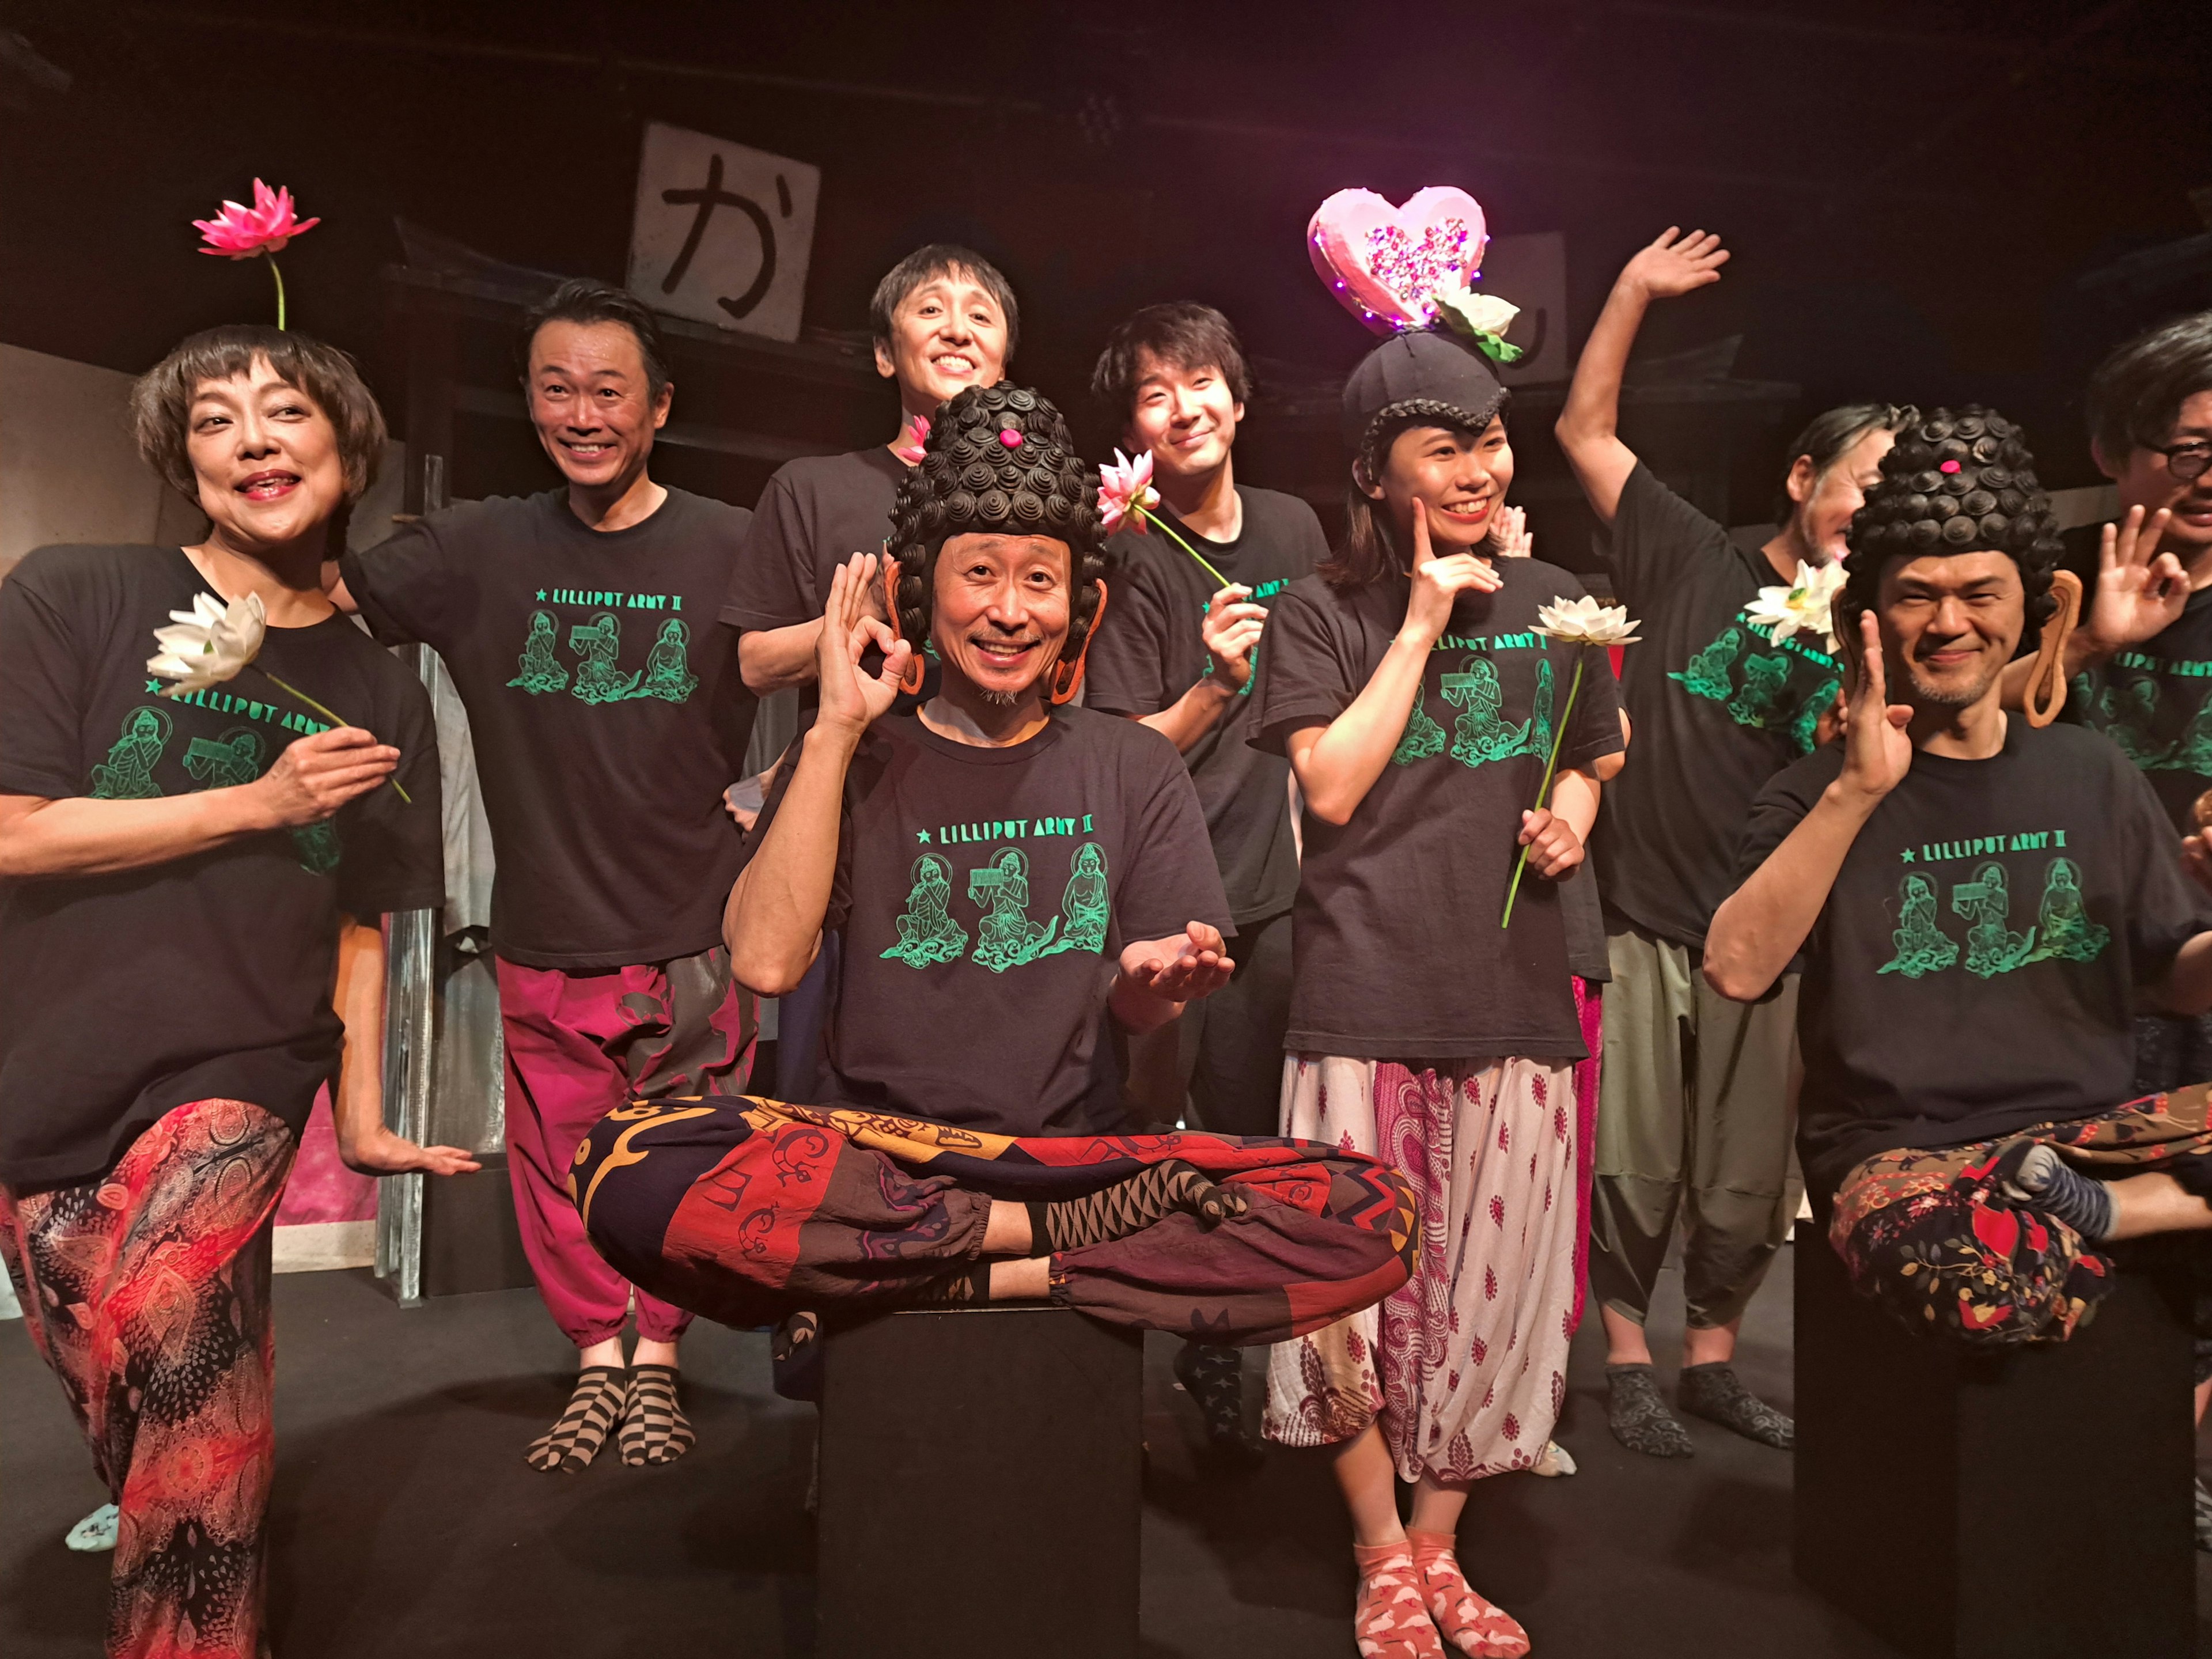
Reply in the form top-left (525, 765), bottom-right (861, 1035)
top-left (497, 947), bottom-right (756, 1347)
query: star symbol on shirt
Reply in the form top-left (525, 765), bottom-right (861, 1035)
top-left (536, 589), bottom-right (547, 601)
top-left (1900, 847), bottom-right (1915, 864)
top-left (144, 679), bottom-right (163, 694)
top-left (915, 829), bottom-right (931, 844)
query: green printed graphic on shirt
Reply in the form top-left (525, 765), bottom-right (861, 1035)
top-left (183, 727), bottom-right (266, 790)
top-left (881, 853), bottom-right (969, 968)
top-left (1671, 612), bottom-right (1839, 754)
top-left (1877, 873), bottom-right (1959, 978)
top-left (289, 819), bottom-right (342, 876)
top-left (506, 584), bottom-right (698, 704)
top-left (508, 610), bottom-right (570, 694)
top-left (1442, 656), bottom-right (1531, 768)
top-left (1040, 842), bottom-right (1110, 957)
top-left (1391, 699), bottom-right (1448, 765)
top-left (2076, 651), bottom-right (2212, 778)
top-left (568, 612), bottom-right (643, 704)
top-left (1873, 845), bottom-right (2108, 982)
top-left (88, 706), bottom-right (172, 799)
top-left (1526, 658), bottom-right (1556, 763)
top-left (968, 847), bottom-right (1060, 972)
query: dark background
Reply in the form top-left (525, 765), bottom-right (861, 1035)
top-left (5, 0), bottom-right (2210, 545)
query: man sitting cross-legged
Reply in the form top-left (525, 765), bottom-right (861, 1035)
top-left (1705, 406), bottom-right (2212, 1346)
top-left (573, 384), bottom-right (1414, 1345)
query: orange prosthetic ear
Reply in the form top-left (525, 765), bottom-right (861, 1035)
top-left (2023, 568), bottom-right (2082, 728)
top-left (883, 556), bottom-right (926, 696)
top-left (1050, 579), bottom-right (1110, 705)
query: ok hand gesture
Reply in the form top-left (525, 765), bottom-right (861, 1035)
top-left (2082, 505), bottom-right (2185, 661)
top-left (813, 552), bottom-right (912, 740)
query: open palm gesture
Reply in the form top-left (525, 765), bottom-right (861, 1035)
top-left (1840, 611), bottom-right (1913, 802)
top-left (1620, 227), bottom-right (1730, 301)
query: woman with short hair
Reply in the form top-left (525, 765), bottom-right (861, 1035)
top-left (0, 324), bottom-right (470, 1659)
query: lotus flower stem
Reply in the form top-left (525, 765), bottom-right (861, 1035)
top-left (247, 665), bottom-right (412, 804)
top-left (1500, 653), bottom-right (1585, 929)
top-left (1137, 505), bottom-right (1232, 589)
top-left (268, 256), bottom-right (287, 331)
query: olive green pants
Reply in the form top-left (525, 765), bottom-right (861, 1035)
top-left (1588, 925), bottom-right (1802, 1330)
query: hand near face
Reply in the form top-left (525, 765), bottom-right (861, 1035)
top-left (1488, 503), bottom-right (1533, 558)
top-left (813, 552), bottom-right (911, 738)
top-left (1119, 922), bottom-right (1235, 1005)
top-left (2085, 505), bottom-right (2185, 655)
top-left (1401, 502), bottom-right (1503, 645)
top-left (1839, 610), bottom-right (1914, 804)
top-left (1201, 584), bottom-right (1268, 690)
top-left (1619, 226), bottom-right (1730, 301)
top-left (1518, 806), bottom-right (1585, 880)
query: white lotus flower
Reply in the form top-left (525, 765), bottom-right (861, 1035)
top-left (1440, 290), bottom-right (1520, 339)
top-left (147, 589), bottom-right (267, 697)
top-left (1534, 594), bottom-right (1640, 646)
top-left (1745, 560), bottom-right (1846, 652)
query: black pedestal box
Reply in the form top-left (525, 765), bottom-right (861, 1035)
top-left (1794, 1233), bottom-right (2195, 1658)
top-left (816, 1306), bottom-right (1143, 1659)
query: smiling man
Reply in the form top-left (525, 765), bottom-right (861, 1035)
top-left (1081, 302), bottom-right (1328, 1454)
top-left (725, 243), bottom-right (1018, 698)
top-left (1555, 226), bottom-right (1918, 1456)
top-left (1705, 406), bottom-right (2212, 1357)
top-left (331, 278), bottom-right (757, 1474)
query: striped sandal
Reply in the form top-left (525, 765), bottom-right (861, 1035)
top-left (620, 1363), bottom-right (696, 1467)
top-left (526, 1366), bottom-right (628, 1472)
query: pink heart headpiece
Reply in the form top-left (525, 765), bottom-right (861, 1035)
top-left (1308, 187), bottom-right (1489, 334)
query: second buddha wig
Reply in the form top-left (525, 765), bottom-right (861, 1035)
top-left (1839, 405), bottom-right (2080, 725)
top-left (885, 382), bottom-right (1106, 702)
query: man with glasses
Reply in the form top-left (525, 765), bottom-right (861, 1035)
top-left (2056, 309), bottom-right (2212, 1548)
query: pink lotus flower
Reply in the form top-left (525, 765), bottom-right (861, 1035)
top-left (193, 179), bottom-right (320, 260)
top-left (1097, 448), bottom-right (1159, 535)
top-left (892, 412), bottom-right (930, 465)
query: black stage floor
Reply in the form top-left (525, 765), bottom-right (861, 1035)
top-left (7, 1246), bottom-right (2211, 1657)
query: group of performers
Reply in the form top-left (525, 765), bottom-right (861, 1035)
top-left (6, 197), bottom-right (2212, 1659)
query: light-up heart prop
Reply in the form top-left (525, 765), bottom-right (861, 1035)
top-left (1308, 187), bottom-right (1489, 334)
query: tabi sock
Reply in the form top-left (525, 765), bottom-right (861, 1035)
top-left (619, 1364), bottom-right (695, 1467)
top-left (1999, 1141), bottom-right (2116, 1241)
top-left (1604, 1362), bottom-right (1694, 1458)
top-left (1676, 1362), bottom-right (1794, 1449)
top-left (1351, 1541), bottom-right (1445, 1659)
top-left (1027, 1158), bottom-right (1249, 1254)
top-left (1174, 1341), bottom-right (1259, 1456)
top-left (527, 1366), bottom-right (628, 1473)
top-left (1406, 1531), bottom-right (1531, 1659)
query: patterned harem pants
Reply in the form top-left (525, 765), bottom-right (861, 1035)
top-left (1830, 1084), bottom-right (2212, 1349)
top-left (571, 1096), bottom-right (1417, 1346)
top-left (0, 1097), bottom-right (293, 1659)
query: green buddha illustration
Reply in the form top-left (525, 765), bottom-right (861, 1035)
top-left (1670, 626), bottom-right (1742, 701)
top-left (2024, 857), bottom-right (2110, 965)
top-left (1790, 676), bottom-right (1840, 756)
top-left (183, 726), bottom-right (266, 790)
top-left (1040, 842), bottom-right (1111, 957)
top-left (634, 618), bottom-right (699, 703)
top-left (568, 612), bottom-right (641, 704)
top-left (1877, 873), bottom-right (1959, 978)
top-left (1727, 652), bottom-right (1792, 729)
top-left (1952, 860), bottom-right (2037, 978)
top-left (2094, 677), bottom-right (2165, 766)
top-left (1442, 657), bottom-right (1529, 768)
top-left (507, 609), bottom-right (569, 695)
top-left (290, 819), bottom-right (342, 876)
top-left (1391, 692), bottom-right (1448, 765)
top-left (88, 706), bottom-right (172, 800)
top-left (968, 847), bottom-right (1059, 972)
top-left (881, 852), bottom-right (968, 968)
top-left (1522, 657), bottom-right (1556, 761)
top-left (2162, 694), bottom-right (2212, 775)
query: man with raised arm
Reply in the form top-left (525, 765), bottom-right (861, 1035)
top-left (1556, 226), bottom-right (1915, 1456)
top-left (1705, 406), bottom-right (2212, 1351)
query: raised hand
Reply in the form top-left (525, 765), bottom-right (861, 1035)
top-left (1200, 584), bottom-right (1269, 690)
top-left (1618, 226), bottom-right (1730, 302)
top-left (252, 728), bottom-right (398, 826)
top-left (1119, 922), bottom-right (1235, 1005)
top-left (1839, 610), bottom-right (1913, 803)
top-left (2082, 505), bottom-right (2185, 660)
top-left (813, 552), bottom-right (911, 738)
top-left (1489, 503), bottom-right (1533, 558)
top-left (1401, 503), bottom-right (1503, 644)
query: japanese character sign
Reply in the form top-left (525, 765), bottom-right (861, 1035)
top-left (627, 122), bottom-right (820, 343)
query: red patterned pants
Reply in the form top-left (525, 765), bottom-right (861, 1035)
top-left (1, 1098), bottom-right (292, 1659)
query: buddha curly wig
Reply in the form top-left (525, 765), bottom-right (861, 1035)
top-left (1840, 406), bottom-right (2065, 642)
top-left (887, 381), bottom-right (1105, 666)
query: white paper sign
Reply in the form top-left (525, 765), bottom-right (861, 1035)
top-left (1476, 233), bottom-right (1567, 385)
top-left (627, 122), bottom-right (820, 343)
